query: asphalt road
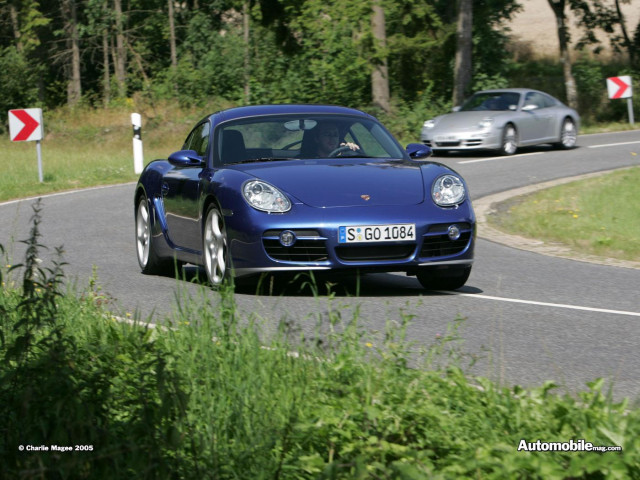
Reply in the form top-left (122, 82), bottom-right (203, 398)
top-left (1, 130), bottom-right (639, 400)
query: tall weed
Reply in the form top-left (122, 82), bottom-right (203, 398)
top-left (0, 203), bottom-right (638, 479)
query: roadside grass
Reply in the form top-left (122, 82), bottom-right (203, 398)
top-left (1, 201), bottom-right (640, 478)
top-left (488, 167), bottom-right (640, 262)
top-left (0, 101), bottom-right (217, 203)
top-left (1, 101), bottom-right (637, 204)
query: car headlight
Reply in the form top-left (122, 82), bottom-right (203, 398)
top-left (423, 119), bottom-right (435, 129)
top-left (478, 117), bottom-right (494, 129)
top-left (432, 174), bottom-right (466, 206)
top-left (243, 180), bottom-right (291, 213)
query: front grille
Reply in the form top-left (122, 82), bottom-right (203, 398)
top-left (435, 141), bottom-right (461, 147)
top-left (335, 244), bottom-right (415, 261)
top-left (420, 232), bottom-right (471, 258)
top-left (262, 230), bottom-right (328, 262)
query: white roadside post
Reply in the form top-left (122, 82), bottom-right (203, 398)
top-left (131, 113), bottom-right (144, 174)
top-left (606, 76), bottom-right (634, 126)
top-left (8, 108), bottom-right (44, 182)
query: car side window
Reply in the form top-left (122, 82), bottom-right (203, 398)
top-left (524, 92), bottom-right (551, 110)
top-left (192, 122), bottom-right (210, 156)
top-left (539, 94), bottom-right (556, 108)
top-left (183, 122), bottom-right (210, 157)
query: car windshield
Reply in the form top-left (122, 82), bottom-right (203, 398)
top-left (216, 114), bottom-right (406, 164)
top-left (459, 92), bottom-right (521, 112)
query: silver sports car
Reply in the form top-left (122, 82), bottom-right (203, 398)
top-left (420, 88), bottom-right (580, 155)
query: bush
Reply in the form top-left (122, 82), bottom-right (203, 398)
top-left (1, 202), bottom-right (639, 479)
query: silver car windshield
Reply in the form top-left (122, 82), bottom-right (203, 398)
top-left (460, 92), bottom-right (521, 112)
top-left (216, 114), bottom-right (406, 165)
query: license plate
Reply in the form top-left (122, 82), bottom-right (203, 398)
top-left (339, 224), bottom-right (416, 244)
top-left (435, 135), bottom-right (457, 142)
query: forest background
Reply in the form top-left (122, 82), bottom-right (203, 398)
top-left (1, 0), bottom-right (639, 139)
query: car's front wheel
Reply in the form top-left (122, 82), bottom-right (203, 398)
top-left (135, 196), bottom-right (173, 275)
top-left (555, 118), bottom-right (577, 149)
top-left (416, 266), bottom-right (471, 291)
top-left (500, 124), bottom-right (518, 155)
top-left (203, 204), bottom-right (231, 288)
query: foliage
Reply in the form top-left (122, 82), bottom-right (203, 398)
top-left (0, 47), bottom-right (42, 132)
top-left (0, 0), bottom-right (536, 116)
top-left (1, 203), bottom-right (639, 478)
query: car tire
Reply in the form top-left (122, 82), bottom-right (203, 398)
top-left (555, 118), bottom-right (577, 150)
top-left (135, 196), bottom-right (174, 275)
top-left (416, 266), bottom-right (471, 291)
top-left (203, 204), bottom-right (231, 288)
top-left (500, 124), bottom-right (518, 155)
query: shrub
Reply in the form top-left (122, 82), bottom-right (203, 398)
top-left (1, 202), bottom-right (638, 478)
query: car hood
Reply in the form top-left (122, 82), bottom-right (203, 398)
top-left (433, 111), bottom-right (506, 131)
top-left (232, 159), bottom-right (426, 208)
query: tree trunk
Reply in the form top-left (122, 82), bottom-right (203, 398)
top-left (243, 1), bottom-right (251, 104)
top-left (614, 0), bottom-right (635, 66)
top-left (452, 0), bottom-right (472, 107)
top-left (62, 0), bottom-right (82, 106)
top-left (103, 26), bottom-right (111, 106)
top-left (114, 0), bottom-right (127, 98)
top-left (547, 0), bottom-right (578, 109)
top-left (371, 0), bottom-right (390, 113)
top-left (168, 0), bottom-right (178, 93)
top-left (9, 2), bottom-right (23, 53)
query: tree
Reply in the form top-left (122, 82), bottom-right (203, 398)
top-left (61, 0), bottom-right (82, 105)
top-left (613, 0), bottom-right (636, 67)
top-left (243, 0), bottom-right (250, 104)
top-left (113, 0), bottom-right (126, 97)
top-left (453, 0), bottom-right (472, 106)
top-left (547, 0), bottom-right (578, 108)
top-left (371, 0), bottom-right (390, 113)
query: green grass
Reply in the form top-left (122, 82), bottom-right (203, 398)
top-left (1, 101), bottom-right (636, 204)
top-left (0, 102), bottom-right (215, 203)
top-left (1, 199), bottom-right (639, 479)
top-left (488, 167), bottom-right (640, 262)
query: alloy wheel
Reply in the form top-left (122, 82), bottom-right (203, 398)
top-left (204, 207), bottom-right (228, 286)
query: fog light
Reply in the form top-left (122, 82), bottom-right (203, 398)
top-left (279, 230), bottom-right (296, 247)
top-left (447, 225), bottom-right (461, 241)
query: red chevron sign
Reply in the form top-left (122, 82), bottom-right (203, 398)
top-left (606, 76), bottom-right (632, 99)
top-left (8, 108), bottom-right (43, 141)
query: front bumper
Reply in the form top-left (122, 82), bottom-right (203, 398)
top-left (420, 127), bottom-right (502, 151)
top-left (226, 202), bottom-right (476, 278)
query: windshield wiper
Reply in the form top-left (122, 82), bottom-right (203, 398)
top-left (234, 157), bottom-right (296, 164)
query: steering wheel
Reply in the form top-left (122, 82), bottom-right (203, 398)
top-left (328, 145), bottom-right (357, 158)
top-left (282, 140), bottom-right (302, 150)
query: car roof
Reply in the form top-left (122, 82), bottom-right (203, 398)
top-left (474, 88), bottom-right (548, 95)
top-left (205, 104), bottom-right (375, 124)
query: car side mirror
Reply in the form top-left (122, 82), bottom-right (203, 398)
top-left (406, 143), bottom-right (432, 160)
top-left (168, 150), bottom-right (204, 167)
top-left (522, 104), bottom-right (538, 111)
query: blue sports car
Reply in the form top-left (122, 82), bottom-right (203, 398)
top-left (134, 105), bottom-right (475, 290)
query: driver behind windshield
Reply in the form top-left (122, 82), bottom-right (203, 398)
top-left (308, 122), bottom-right (360, 158)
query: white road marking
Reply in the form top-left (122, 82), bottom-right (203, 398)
top-left (588, 141), bottom-right (640, 149)
top-left (0, 182), bottom-right (136, 207)
top-left (458, 152), bottom-right (544, 164)
top-left (441, 291), bottom-right (640, 318)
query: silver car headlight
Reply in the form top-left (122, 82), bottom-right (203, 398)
top-left (243, 180), bottom-right (291, 213)
top-left (478, 117), bottom-right (494, 129)
top-left (423, 119), bottom-right (436, 129)
top-left (432, 174), bottom-right (466, 206)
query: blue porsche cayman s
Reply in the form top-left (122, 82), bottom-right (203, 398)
top-left (134, 105), bottom-right (475, 290)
